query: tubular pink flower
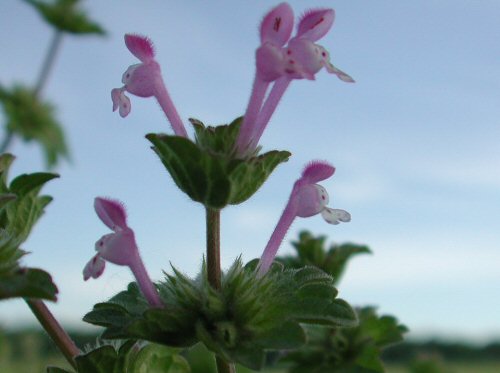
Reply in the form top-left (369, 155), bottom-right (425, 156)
top-left (235, 3), bottom-right (294, 156)
top-left (83, 197), bottom-right (162, 307)
top-left (111, 34), bottom-right (188, 138)
top-left (257, 161), bottom-right (350, 277)
top-left (236, 5), bottom-right (354, 157)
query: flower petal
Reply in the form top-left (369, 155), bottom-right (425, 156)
top-left (121, 62), bottom-right (160, 98)
top-left (321, 208), bottom-right (351, 225)
top-left (94, 197), bottom-right (128, 231)
top-left (124, 34), bottom-right (155, 62)
top-left (95, 229), bottom-right (138, 266)
top-left (301, 160), bottom-right (335, 183)
top-left (111, 88), bottom-right (131, 117)
top-left (260, 2), bottom-right (294, 46)
top-left (83, 254), bottom-right (106, 281)
top-left (327, 63), bottom-right (355, 83)
top-left (256, 43), bottom-right (286, 81)
top-left (285, 38), bottom-right (323, 79)
top-left (296, 184), bottom-right (329, 218)
top-left (297, 8), bottom-right (335, 41)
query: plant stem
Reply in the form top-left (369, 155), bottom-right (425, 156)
top-left (35, 30), bottom-right (63, 97)
top-left (0, 31), bottom-right (63, 154)
top-left (205, 208), bottom-right (236, 373)
top-left (216, 356), bottom-right (236, 373)
top-left (25, 299), bottom-right (80, 369)
top-left (206, 208), bottom-right (221, 290)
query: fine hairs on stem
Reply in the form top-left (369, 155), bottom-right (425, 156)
top-left (206, 208), bottom-right (236, 373)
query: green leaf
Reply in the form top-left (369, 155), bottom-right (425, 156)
top-left (46, 367), bottom-right (74, 373)
top-left (325, 243), bottom-right (371, 282)
top-left (281, 306), bottom-right (407, 373)
top-left (23, 0), bottom-right (106, 35)
top-left (227, 150), bottom-right (290, 204)
top-left (191, 117), bottom-right (241, 156)
top-left (147, 134), bottom-right (231, 209)
top-left (254, 320), bottom-right (306, 349)
top-left (0, 85), bottom-right (69, 168)
top-left (357, 307), bottom-right (409, 348)
top-left (0, 155), bottom-right (57, 301)
top-left (0, 267), bottom-right (57, 300)
top-left (147, 117), bottom-right (290, 209)
top-left (10, 172), bottom-right (59, 197)
top-left (354, 344), bottom-right (384, 372)
top-left (0, 154), bottom-right (15, 179)
top-left (0, 193), bottom-right (17, 212)
top-left (75, 341), bottom-right (134, 373)
top-left (128, 344), bottom-right (191, 373)
top-left (279, 231), bottom-right (371, 285)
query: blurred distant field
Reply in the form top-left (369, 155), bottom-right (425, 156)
top-left (387, 362), bottom-right (500, 373)
top-left (2, 360), bottom-right (500, 373)
top-left (1, 329), bottom-right (500, 373)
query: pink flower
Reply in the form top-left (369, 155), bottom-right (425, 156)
top-left (111, 34), bottom-right (188, 137)
top-left (257, 161), bottom-right (350, 276)
top-left (236, 4), bottom-right (354, 156)
top-left (83, 197), bottom-right (162, 307)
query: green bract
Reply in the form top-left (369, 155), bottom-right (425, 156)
top-left (0, 85), bottom-right (68, 168)
top-left (84, 258), bottom-right (357, 370)
top-left (0, 154), bottom-right (58, 300)
top-left (47, 341), bottom-right (190, 373)
top-left (147, 117), bottom-right (291, 209)
top-left (23, 0), bottom-right (106, 35)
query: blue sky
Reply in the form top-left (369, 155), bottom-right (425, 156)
top-left (0, 1), bottom-right (499, 343)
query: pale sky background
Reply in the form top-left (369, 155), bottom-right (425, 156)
top-left (0, 1), bottom-right (499, 343)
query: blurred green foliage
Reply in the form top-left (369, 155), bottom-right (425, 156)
top-left (0, 154), bottom-right (58, 301)
top-left (0, 85), bottom-right (68, 168)
top-left (277, 230), bottom-right (370, 285)
top-left (23, 0), bottom-right (106, 35)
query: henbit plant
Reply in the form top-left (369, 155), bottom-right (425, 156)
top-left (0, 3), bottom-right (408, 373)
top-left (83, 4), bottom-right (356, 371)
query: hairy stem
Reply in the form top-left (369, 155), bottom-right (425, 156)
top-left (25, 299), bottom-right (80, 369)
top-left (206, 208), bottom-right (236, 373)
top-left (206, 208), bottom-right (221, 290)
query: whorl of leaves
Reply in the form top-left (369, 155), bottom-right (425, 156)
top-left (84, 258), bottom-right (357, 370)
